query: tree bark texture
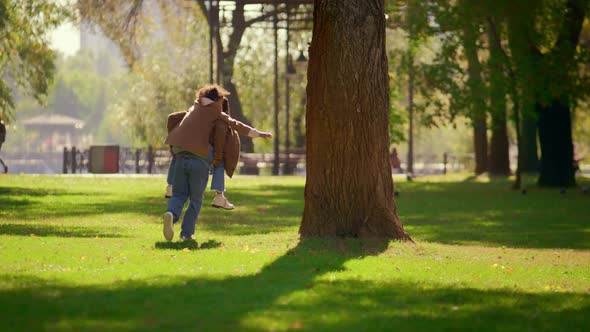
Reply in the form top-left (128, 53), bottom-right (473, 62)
top-left (300, 0), bottom-right (411, 240)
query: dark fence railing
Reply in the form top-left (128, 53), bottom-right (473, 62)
top-left (63, 146), bottom-right (170, 174)
top-left (54, 147), bottom-right (478, 176)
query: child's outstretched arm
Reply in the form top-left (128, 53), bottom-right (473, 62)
top-left (218, 113), bottom-right (272, 139)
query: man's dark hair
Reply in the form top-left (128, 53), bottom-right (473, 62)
top-left (197, 84), bottom-right (230, 102)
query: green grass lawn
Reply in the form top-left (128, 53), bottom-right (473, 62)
top-left (0, 174), bottom-right (589, 331)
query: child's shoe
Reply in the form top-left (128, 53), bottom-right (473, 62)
top-left (212, 193), bottom-right (235, 210)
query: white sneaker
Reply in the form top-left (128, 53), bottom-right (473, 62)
top-left (212, 194), bottom-right (235, 210)
top-left (180, 235), bottom-right (196, 242)
top-left (165, 185), bottom-right (173, 198)
top-left (163, 212), bottom-right (174, 241)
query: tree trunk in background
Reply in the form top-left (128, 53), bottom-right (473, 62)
top-left (520, 116), bottom-right (539, 173)
top-left (489, 108), bottom-right (510, 176)
top-left (537, 0), bottom-right (584, 187)
top-left (293, 95), bottom-right (306, 150)
top-left (220, 4), bottom-right (254, 152)
top-left (225, 82), bottom-right (254, 152)
top-left (407, 52), bottom-right (415, 175)
top-left (473, 119), bottom-right (488, 174)
top-left (463, 24), bottom-right (488, 175)
top-left (537, 99), bottom-right (576, 186)
top-left (300, 0), bottom-right (411, 240)
top-left (199, 2), bottom-right (254, 152)
top-left (487, 26), bottom-right (510, 176)
top-left (506, 6), bottom-right (539, 174)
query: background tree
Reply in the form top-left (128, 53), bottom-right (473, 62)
top-left (486, 18), bottom-right (510, 176)
top-left (0, 0), bottom-right (70, 121)
top-left (300, 0), bottom-right (411, 240)
top-left (532, 0), bottom-right (587, 187)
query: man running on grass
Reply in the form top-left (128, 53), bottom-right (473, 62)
top-left (162, 85), bottom-right (272, 241)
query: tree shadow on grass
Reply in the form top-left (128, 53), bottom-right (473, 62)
top-left (0, 187), bottom-right (101, 197)
top-left (154, 239), bottom-right (222, 250)
top-left (0, 187), bottom-right (106, 217)
top-left (0, 239), bottom-right (588, 331)
top-left (0, 186), bottom-right (163, 221)
top-left (0, 223), bottom-right (125, 238)
top-left (395, 180), bottom-right (590, 249)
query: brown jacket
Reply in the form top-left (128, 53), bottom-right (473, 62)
top-left (167, 110), bottom-right (188, 133)
top-left (210, 117), bottom-right (241, 178)
top-left (165, 99), bottom-right (252, 157)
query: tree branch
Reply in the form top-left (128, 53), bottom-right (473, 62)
top-left (552, 0), bottom-right (587, 57)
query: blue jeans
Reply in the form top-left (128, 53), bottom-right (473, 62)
top-left (167, 147), bottom-right (225, 192)
top-left (166, 157), bottom-right (176, 185)
top-left (208, 146), bottom-right (225, 192)
top-left (167, 157), bottom-right (210, 238)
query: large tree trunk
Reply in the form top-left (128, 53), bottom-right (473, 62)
top-left (300, 0), bottom-right (411, 240)
top-left (463, 22), bottom-right (488, 175)
top-left (487, 26), bottom-right (510, 176)
top-left (537, 100), bottom-right (576, 187)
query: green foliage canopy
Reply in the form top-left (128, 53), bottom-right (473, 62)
top-left (0, 0), bottom-right (71, 121)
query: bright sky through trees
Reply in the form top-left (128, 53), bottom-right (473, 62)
top-left (50, 23), bottom-right (80, 56)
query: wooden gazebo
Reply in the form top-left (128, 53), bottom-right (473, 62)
top-left (21, 114), bottom-right (85, 152)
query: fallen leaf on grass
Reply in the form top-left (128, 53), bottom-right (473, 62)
top-left (291, 320), bottom-right (303, 329)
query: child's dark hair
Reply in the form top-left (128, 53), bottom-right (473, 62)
top-left (222, 97), bottom-right (231, 115)
top-left (197, 84), bottom-right (230, 102)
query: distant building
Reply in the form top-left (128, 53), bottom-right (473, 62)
top-left (21, 114), bottom-right (91, 153)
